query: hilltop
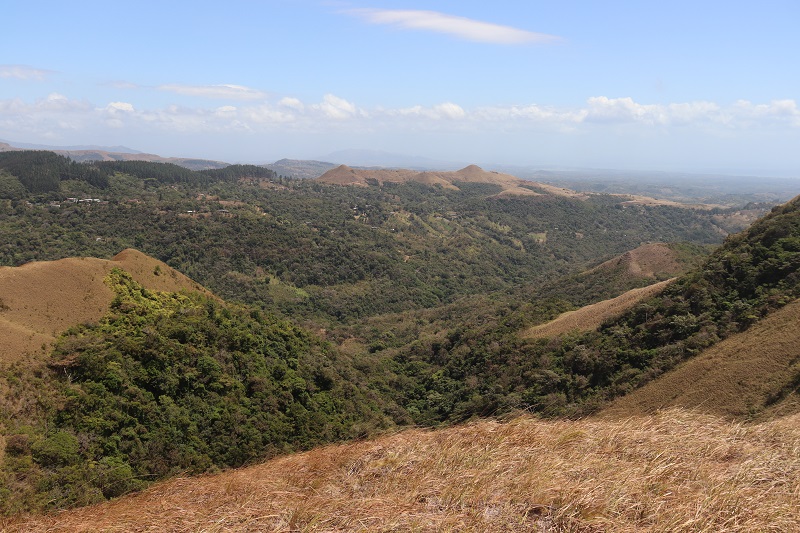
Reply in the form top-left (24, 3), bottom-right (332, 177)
top-left (0, 266), bottom-right (387, 514)
top-left (0, 249), bottom-right (207, 366)
top-left (316, 164), bottom-right (587, 198)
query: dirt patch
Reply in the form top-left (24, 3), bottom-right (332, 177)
top-left (522, 280), bottom-right (673, 339)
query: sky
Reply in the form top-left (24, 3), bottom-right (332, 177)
top-left (2, 0), bottom-right (800, 175)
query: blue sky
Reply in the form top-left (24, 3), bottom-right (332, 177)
top-left (2, 0), bottom-right (800, 175)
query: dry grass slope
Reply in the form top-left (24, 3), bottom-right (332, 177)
top-left (603, 298), bottom-right (800, 420)
top-left (0, 249), bottom-right (209, 367)
top-left (523, 280), bottom-right (673, 339)
top-left (5, 408), bottom-right (799, 532)
top-left (585, 243), bottom-right (682, 279)
top-left (316, 164), bottom-right (586, 198)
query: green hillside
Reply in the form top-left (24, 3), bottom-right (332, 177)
top-left (0, 270), bottom-right (387, 513)
top-left (0, 152), bottom-right (752, 327)
top-left (365, 195), bottom-right (800, 424)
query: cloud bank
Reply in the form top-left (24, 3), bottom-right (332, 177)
top-left (2, 92), bottom-right (800, 171)
top-left (3, 93), bottom-right (799, 136)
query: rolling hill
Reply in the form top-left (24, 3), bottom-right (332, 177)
top-left (522, 279), bottom-right (674, 339)
top-left (316, 164), bottom-right (588, 198)
top-left (2, 154), bottom-right (800, 528)
top-left (0, 249), bottom-right (207, 367)
top-left (0, 142), bottom-right (228, 171)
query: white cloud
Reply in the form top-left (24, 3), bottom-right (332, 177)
top-left (106, 102), bottom-right (135, 113)
top-left (314, 94), bottom-right (359, 120)
top-left (585, 96), bottom-right (668, 125)
top-left (279, 97), bottom-right (305, 111)
top-left (390, 102), bottom-right (466, 120)
top-left (345, 9), bottom-right (560, 45)
top-left (734, 99), bottom-right (800, 126)
top-left (158, 83), bottom-right (268, 101)
top-left (240, 105), bottom-right (297, 124)
top-left (433, 102), bottom-right (466, 119)
top-left (0, 64), bottom-right (52, 81)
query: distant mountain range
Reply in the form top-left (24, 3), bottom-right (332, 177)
top-left (0, 140), bottom-right (229, 171)
top-left (0, 139), bottom-right (142, 153)
top-left (321, 149), bottom-right (465, 170)
top-left (3, 139), bottom-right (798, 205)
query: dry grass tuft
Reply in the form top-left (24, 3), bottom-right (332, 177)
top-left (6, 408), bottom-right (800, 532)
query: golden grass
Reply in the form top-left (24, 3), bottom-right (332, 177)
top-left (522, 280), bottom-right (673, 339)
top-left (5, 408), bottom-right (800, 532)
top-left (603, 299), bottom-right (800, 420)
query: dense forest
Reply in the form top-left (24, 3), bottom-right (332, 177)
top-left (3, 151), bottom-right (799, 513)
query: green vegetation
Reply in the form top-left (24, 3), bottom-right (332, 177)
top-left (372, 197), bottom-right (800, 423)
top-left (0, 154), bottom-right (743, 326)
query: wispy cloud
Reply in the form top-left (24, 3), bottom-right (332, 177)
top-left (0, 64), bottom-right (53, 81)
top-left (157, 84), bottom-right (268, 101)
top-left (345, 9), bottom-right (560, 45)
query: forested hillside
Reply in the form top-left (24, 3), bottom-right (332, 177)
top-left (0, 269), bottom-right (387, 513)
top-left (0, 151), bottom-right (756, 326)
top-left (373, 195), bottom-right (800, 423)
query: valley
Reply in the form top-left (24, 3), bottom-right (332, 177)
top-left (1, 150), bottom-right (800, 529)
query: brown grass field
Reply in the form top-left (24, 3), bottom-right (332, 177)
top-left (0, 249), bottom-right (208, 367)
top-left (4, 408), bottom-right (799, 532)
top-left (522, 280), bottom-right (673, 339)
top-left (603, 298), bottom-right (800, 421)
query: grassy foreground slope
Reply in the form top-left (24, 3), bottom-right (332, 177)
top-left (5, 409), bottom-right (799, 532)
